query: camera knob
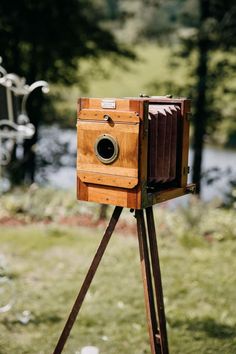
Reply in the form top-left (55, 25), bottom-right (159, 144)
top-left (103, 114), bottom-right (111, 122)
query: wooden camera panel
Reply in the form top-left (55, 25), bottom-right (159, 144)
top-left (77, 97), bottom-right (195, 209)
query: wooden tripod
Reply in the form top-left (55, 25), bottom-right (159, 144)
top-left (53, 206), bottom-right (169, 354)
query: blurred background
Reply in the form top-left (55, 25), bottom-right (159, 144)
top-left (0, 1), bottom-right (235, 353)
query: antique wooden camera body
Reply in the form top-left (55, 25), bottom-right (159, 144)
top-left (77, 96), bottom-right (194, 209)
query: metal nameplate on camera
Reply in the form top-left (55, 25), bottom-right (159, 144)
top-left (101, 99), bottom-right (116, 109)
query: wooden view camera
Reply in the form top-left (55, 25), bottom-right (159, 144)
top-left (77, 96), bottom-right (195, 209)
top-left (54, 96), bottom-right (195, 353)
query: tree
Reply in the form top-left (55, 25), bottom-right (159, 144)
top-left (0, 0), bottom-right (133, 184)
top-left (191, 0), bottom-right (211, 194)
top-left (140, 0), bottom-right (236, 196)
top-left (188, 0), bottom-right (236, 194)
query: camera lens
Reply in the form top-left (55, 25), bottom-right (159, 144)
top-left (94, 134), bottom-right (118, 164)
top-left (97, 138), bottom-right (114, 159)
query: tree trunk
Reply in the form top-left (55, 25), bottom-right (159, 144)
top-left (192, 0), bottom-right (210, 195)
top-left (99, 204), bottom-right (109, 220)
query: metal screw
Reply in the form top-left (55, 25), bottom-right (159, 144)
top-left (103, 114), bottom-right (111, 121)
top-left (139, 93), bottom-right (150, 98)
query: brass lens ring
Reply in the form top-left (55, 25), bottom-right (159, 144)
top-left (94, 134), bottom-right (119, 164)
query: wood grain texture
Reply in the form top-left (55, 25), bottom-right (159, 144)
top-left (77, 177), bottom-right (88, 201)
top-left (78, 171), bottom-right (138, 189)
top-left (85, 98), bottom-right (131, 111)
top-left (77, 180), bottom-right (194, 209)
top-left (78, 109), bottom-right (139, 123)
top-left (77, 177), bottom-right (134, 208)
top-left (86, 183), bottom-right (134, 208)
top-left (77, 176), bottom-right (142, 209)
top-left (78, 97), bottom-right (89, 110)
top-left (77, 120), bottom-right (139, 185)
top-left (147, 187), bottom-right (188, 205)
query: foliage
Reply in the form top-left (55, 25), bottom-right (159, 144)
top-left (128, 0), bottom-right (236, 194)
top-left (55, 42), bottom-right (236, 151)
top-left (0, 188), bottom-right (235, 242)
top-left (94, 0), bottom-right (161, 42)
top-left (223, 179), bottom-right (236, 209)
top-left (0, 208), bottom-right (236, 353)
top-left (157, 198), bottom-right (236, 244)
top-left (0, 0), bottom-right (133, 85)
top-left (0, 0), bottom-right (134, 184)
top-left (55, 44), bottom-right (187, 124)
top-left (0, 186), bottom-right (90, 222)
top-left (179, 0), bottom-right (236, 193)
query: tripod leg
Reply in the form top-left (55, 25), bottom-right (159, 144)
top-left (53, 206), bottom-right (123, 354)
top-left (146, 207), bottom-right (169, 354)
top-left (136, 210), bottom-right (160, 354)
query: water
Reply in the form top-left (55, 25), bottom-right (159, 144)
top-left (40, 127), bottom-right (236, 202)
top-left (198, 146), bottom-right (236, 201)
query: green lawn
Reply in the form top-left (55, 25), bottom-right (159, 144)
top-left (0, 207), bottom-right (235, 354)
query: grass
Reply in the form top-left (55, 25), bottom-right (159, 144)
top-left (0, 204), bottom-right (236, 354)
